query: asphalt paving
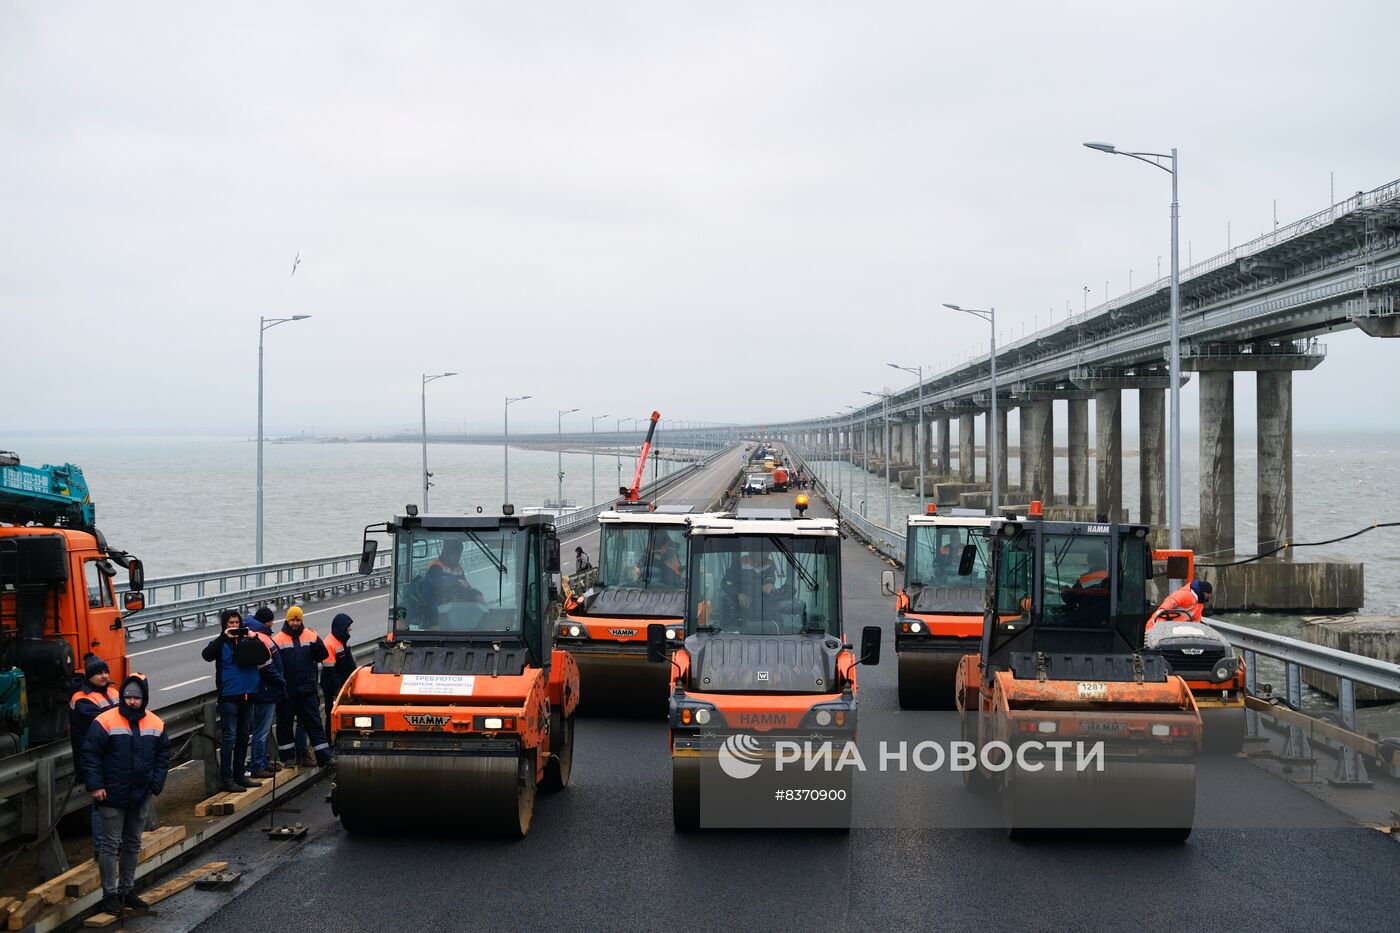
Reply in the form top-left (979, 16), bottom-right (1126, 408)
top-left (150, 457), bottom-right (1400, 932)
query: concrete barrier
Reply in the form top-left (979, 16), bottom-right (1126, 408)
top-left (1299, 616), bottom-right (1400, 702)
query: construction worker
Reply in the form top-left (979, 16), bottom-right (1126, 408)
top-left (651, 532), bottom-right (686, 588)
top-left (423, 539), bottom-right (485, 609)
top-left (575, 547), bottom-right (593, 572)
top-left (320, 613), bottom-right (355, 737)
top-left (274, 605), bottom-right (333, 767)
top-left (69, 654), bottom-right (119, 851)
top-left (244, 607), bottom-right (286, 778)
top-left (1155, 579), bottom-right (1213, 622)
top-left (201, 609), bottom-right (279, 792)
top-left (79, 674), bottom-right (169, 917)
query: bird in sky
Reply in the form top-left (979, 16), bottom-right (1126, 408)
top-left (291, 251), bottom-right (301, 277)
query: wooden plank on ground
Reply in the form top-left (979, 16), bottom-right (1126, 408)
top-left (194, 791), bottom-right (232, 817)
top-left (0, 899), bottom-right (19, 925)
top-left (82, 860), bottom-right (232, 928)
top-left (211, 768), bottom-right (304, 815)
top-left (62, 826), bottom-right (187, 899)
top-left (7, 894), bottom-right (44, 931)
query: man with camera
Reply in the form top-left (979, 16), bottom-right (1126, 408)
top-left (202, 609), bottom-right (282, 793)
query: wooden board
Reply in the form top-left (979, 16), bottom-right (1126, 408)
top-left (194, 792), bottom-right (232, 817)
top-left (210, 767), bottom-right (306, 816)
top-left (60, 826), bottom-right (188, 900)
top-left (82, 860), bottom-right (231, 928)
top-left (7, 895), bottom-right (44, 931)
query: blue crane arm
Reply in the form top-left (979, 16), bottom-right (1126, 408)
top-left (0, 457), bottom-right (96, 529)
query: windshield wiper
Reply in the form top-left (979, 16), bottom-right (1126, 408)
top-left (464, 530), bottom-right (508, 576)
top-left (767, 535), bottom-right (819, 592)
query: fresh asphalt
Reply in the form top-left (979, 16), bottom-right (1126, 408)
top-left (167, 462), bottom-right (1400, 933)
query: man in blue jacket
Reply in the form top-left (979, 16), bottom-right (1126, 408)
top-left (274, 606), bottom-right (332, 767)
top-left (201, 609), bottom-right (280, 792)
top-left (244, 607), bottom-right (286, 778)
top-left (80, 674), bottom-right (170, 917)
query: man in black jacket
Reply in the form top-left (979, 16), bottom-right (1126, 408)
top-left (319, 613), bottom-right (356, 737)
top-left (273, 606), bottom-right (333, 767)
top-left (80, 674), bottom-right (170, 917)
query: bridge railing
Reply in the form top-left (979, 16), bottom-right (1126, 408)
top-left (787, 443), bottom-right (1400, 780)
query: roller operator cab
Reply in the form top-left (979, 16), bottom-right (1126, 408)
top-left (556, 503), bottom-right (701, 714)
top-left (880, 507), bottom-right (996, 709)
top-left (331, 512), bottom-right (578, 838)
top-left (649, 508), bottom-right (881, 831)
top-left (954, 514), bottom-right (1201, 840)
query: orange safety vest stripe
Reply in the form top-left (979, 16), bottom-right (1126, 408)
top-left (321, 635), bottom-right (345, 666)
top-left (274, 626), bottom-right (321, 648)
top-left (70, 686), bottom-right (119, 710)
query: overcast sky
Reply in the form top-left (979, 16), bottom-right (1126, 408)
top-left (4, 1), bottom-right (1399, 437)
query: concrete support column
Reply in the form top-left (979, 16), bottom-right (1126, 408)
top-left (920, 410), bottom-right (933, 478)
top-left (1067, 398), bottom-right (1089, 506)
top-left (1258, 371), bottom-right (1293, 559)
top-left (957, 414), bottom-right (975, 482)
top-left (1016, 405), bottom-right (1031, 491)
top-left (903, 420), bottom-right (917, 468)
top-left (1199, 371), bottom-right (1235, 560)
top-left (994, 406), bottom-right (1008, 500)
top-left (937, 419), bottom-right (951, 477)
top-left (1139, 388), bottom-right (1166, 528)
top-left (1030, 400), bottom-right (1053, 503)
top-left (1094, 390), bottom-right (1122, 520)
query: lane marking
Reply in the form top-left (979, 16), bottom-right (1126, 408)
top-left (160, 676), bottom-right (209, 691)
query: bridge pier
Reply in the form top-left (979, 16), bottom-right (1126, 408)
top-left (993, 406), bottom-right (1008, 504)
top-left (1023, 399), bottom-right (1053, 503)
top-left (937, 418), bottom-right (951, 479)
top-left (1140, 387), bottom-right (1167, 527)
top-left (958, 413), bottom-right (975, 483)
top-left (1095, 389), bottom-right (1122, 521)
top-left (1067, 397), bottom-right (1089, 506)
top-left (1258, 370), bottom-right (1293, 559)
top-left (1198, 369), bottom-right (1236, 560)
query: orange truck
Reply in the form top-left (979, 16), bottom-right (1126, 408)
top-left (646, 502), bottom-right (882, 830)
top-left (331, 510), bottom-right (577, 837)
top-left (0, 454), bottom-right (145, 755)
top-left (955, 512), bottom-right (1200, 839)
top-left (881, 505), bottom-right (996, 709)
top-left (1145, 549), bottom-right (1247, 753)
top-left (556, 503), bottom-right (700, 714)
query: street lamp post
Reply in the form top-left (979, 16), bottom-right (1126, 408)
top-left (862, 390), bottom-right (893, 528)
top-left (889, 363), bottom-right (924, 501)
top-left (256, 314), bottom-right (310, 564)
top-left (942, 304), bottom-right (999, 511)
top-left (421, 372), bottom-right (457, 512)
top-left (1084, 141), bottom-right (1181, 548)
top-left (503, 394), bottom-right (532, 506)
top-left (591, 414), bottom-right (610, 506)
top-left (558, 408), bottom-right (580, 510)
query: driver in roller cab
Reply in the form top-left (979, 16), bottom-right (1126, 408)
top-left (421, 539), bottom-right (485, 628)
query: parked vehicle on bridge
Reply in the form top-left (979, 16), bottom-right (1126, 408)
top-left (743, 475), bottom-right (771, 496)
top-left (954, 505), bottom-right (1200, 840)
top-left (1146, 549), bottom-right (1247, 754)
top-left (556, 503), bottom-right (702, 714)
top-left (881, 505), bottom-right (999, 709)
top-left (0, 453), bottom-right (145, 755)
top-left (648, 498), bottom-right (881, 830)
top-left (331, 509), bottom-right (577, 837)
top-left (771, 466), bottom-right (790, 491)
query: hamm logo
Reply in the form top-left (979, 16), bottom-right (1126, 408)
top-left (738, 712), bottom-right (790, 727)
top-left (608, 628), bottom-right (638, 637)
top-left (405, 714), bottom-right (450, 728)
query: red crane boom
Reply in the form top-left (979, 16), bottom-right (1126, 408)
top-left (620, 411), bottom-right (661, 501)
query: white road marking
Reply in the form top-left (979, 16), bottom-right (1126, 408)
top-left (160, 676), bottom-right (209, 691)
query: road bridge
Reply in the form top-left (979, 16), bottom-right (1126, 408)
top-left (145, 476), bottom-right (1400, 933)
top-left (746, 179), bottom-right (1400, 611)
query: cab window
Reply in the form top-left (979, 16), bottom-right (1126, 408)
top-left (84, 560), bottom-right (115, 609)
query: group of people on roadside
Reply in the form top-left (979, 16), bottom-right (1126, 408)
top-left (62, 603), bottom-right (355, 917)
top-left (201, 605), bottom-right (355, 793)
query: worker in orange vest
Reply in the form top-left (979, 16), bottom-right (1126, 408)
top-left (273, 606), bottom-right (332, 767)
top-left (1155, 580), bottom-right (1213, 622)
top-left (320, 613), bottom-right (356, 737)
top-left (69, 654), bottom-right (119, 852)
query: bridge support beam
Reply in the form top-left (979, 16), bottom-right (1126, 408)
top-left (993, 406), bottom-right (1008, 503)
top-left (1258, 371), bottom-right (1293, 560)
top-left (1067, 398), bottom-right (1089, 506)
top-left (1140, 387), bottom-right (1167, 528)
top-left (1016, 405), bottom-right (1031, 491)
top-left (1199, 370), bottom-right (1236, 560)
top-left (1095, 389), bottom-right (1122, 520)
top-left (1026, 400), bottom-right (1053, 503)
top-left (958, 413), bottom-right (976, 483)
top-left (937, 418), bottom-right (951, 478)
